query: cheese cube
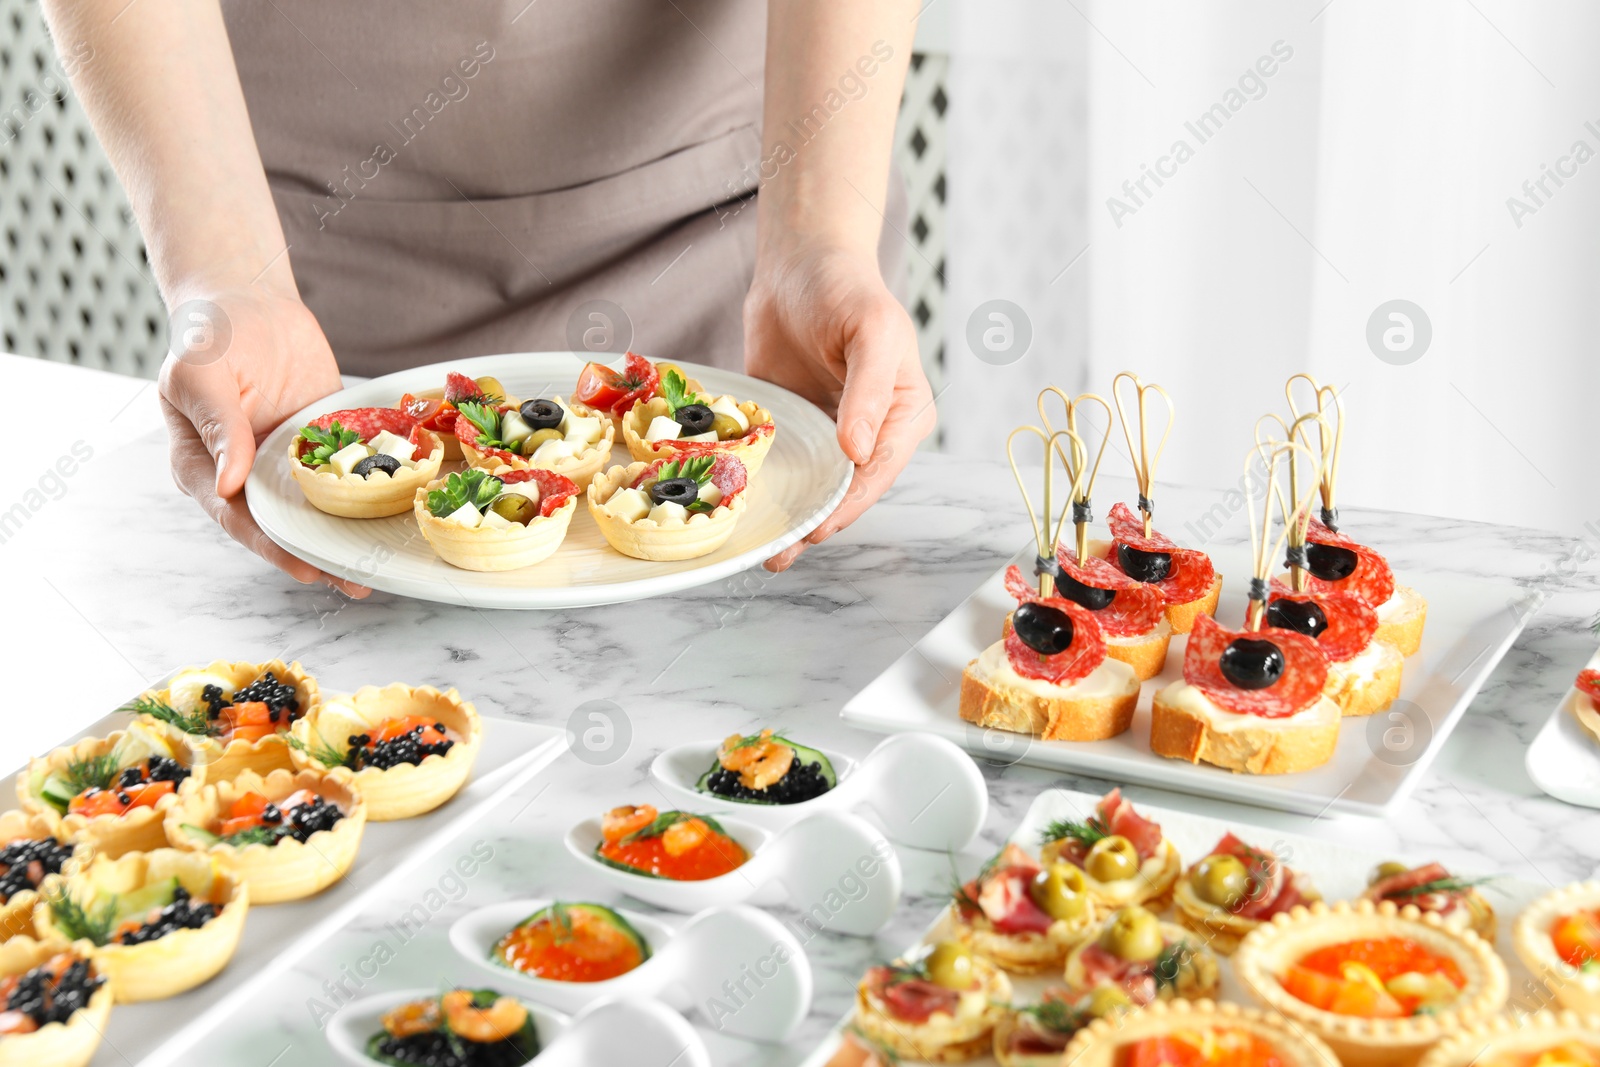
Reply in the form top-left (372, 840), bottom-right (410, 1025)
top-left (605, 487), bottom-right (652, 523)
top-left (532, 439), bottom-right (575, 463)
top-left (500, 410), bottom-right (535, 447)
top-left (697, 482), bottom-right (723, 507)
top-left (680, 431), bottom-right (718, 443)
top-left (480, 507), bottom-right (514, 529)
top-left (329, 441), bottom-right (373, 476)
top-left (443, 503), bottom-right (482, 528)
top-left (645, 415), bottom-right (683, 443)
top-left (562, 414), bottom-right (603, 446)
top-left (368, 429), bottom-right (416, 464)
top-left (648, 501), bottom-right (689, 526)
top-left (709, 395), bottom-right (750, 432)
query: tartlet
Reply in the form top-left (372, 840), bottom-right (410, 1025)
top-left (587, 456), bottom-right (749, 562)
top-left (1416, 1010), bottom-right (1600, 1067)
top-left (398, 369), bottom-right (508, 462)
top-left (949, 844), bottom-right (1097, 974)
top-left (414, 468), bottom-right (579, 572)
top-left (125, 659), bottom-right (319, 782)
top-left (1172, 833), bottom-right (1321, 955)
top-left (1059, 998), bottom-right (1342, 1067)
top-left (20, 723), bottom-right (204, 859)
top-left (288, 683), bottom-right (482, 821)
top-left (1234, 899), bottom-right (1508, 1067)
top-left (1037, 788), bottom-right (1181, 909)
top-left (1513, 881), bottom-right (1600, 1015)
top-left (852, 943), bottom-right (1013, 1062)
top-left (33, 848), bottom-right (248, 1002)
top-left (1062, 906), bottom-right (1220, 1005)
top-left (621, 379), bottom-right (776, 479)
top-left (0, 812), bottom-right (78, 943)
top-left (287, 407), bottom-right (444, 519)
top-left (455, 394), bottom-right (613, 490)
top-left (1361, 861), bottom-right (1495, 942)
top-left (0, 936), bottom-right (113, 1067)
top-left (163, 767), bottom-right (366, 904)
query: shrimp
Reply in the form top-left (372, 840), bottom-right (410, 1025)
top-left (661, 816), bottom-right (711, 857)
top-left (380, 997), bottom-right (441, 1038)
top-left (717, 729), bottom-right (795, 791)
top-left (441, 989), bottom-right (529, 1043)
top-left (601, 804), bottom-right (658, 844)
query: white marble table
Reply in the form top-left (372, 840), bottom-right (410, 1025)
top-left (4, 353), bottom-right (1600, 1065)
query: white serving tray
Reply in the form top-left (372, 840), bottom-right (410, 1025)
top-left (841, 546), bottom-right (1534, 818)
top-left (0, 687), bottom-right (567, 1067)
top-left (803, 786), bottom-right (1549, 1067)
top-left (1526, 646), bottom-right (1600, 808)
top-left (245, 352), bottom-right (853, 609)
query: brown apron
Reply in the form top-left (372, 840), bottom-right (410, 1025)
top-left (221, 1), bottom-right (906, 378)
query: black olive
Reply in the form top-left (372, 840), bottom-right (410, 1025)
top-left (1219, 637), bottom-right (1287, 690)
top-left (1116, 544), bottom-right (1173, 583)
top-left (352, 454), bottom-right (402, 479)
top-left (1266, 597), bottom-right (1329, 639)
top-left (673, 403), bottom-right (715, 435)
top-left (1013, 602), bottom-right (1075, 655)
top-left (1055, 572), bottom-right (1117, 611)
top-left (519, 398), bottom-right (564, 430)
top-left (649, 477), bottom-right (700, 508)
top-left (1304, 543), bottom-right (1359, 582)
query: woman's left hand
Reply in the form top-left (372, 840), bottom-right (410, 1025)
top-left (744, 244), bottom-right (936, 571)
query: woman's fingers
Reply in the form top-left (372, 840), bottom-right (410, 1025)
top-left (833, 297), bottom-right (913, 464)
top-left (160, 358), bottom-right (259, 496)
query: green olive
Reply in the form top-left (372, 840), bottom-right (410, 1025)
top-left (711, 413), bottom-right (746, 441)
top-left (1086, 986), bottom-right (1134, 1018)
top-left (656, 362), bottom-right (685, 382)
top-left (520, 428), bottom-right (564, 455)
top-left (1098, 905), bottom-right (1164, 962)
top-left (1193, 854), bottom-right (1250, 910)
top-left (475, 375), bottom-right (506, 399)
top-left (1085, 835), bottom-right (1140, 883)
top-left (490, 494), bottom-right (538, 525)
top-left (924, 941), bottom-right (975, 991)
top-left (1029, 863), bottom-right (1089, 922)
top-left (1372, 861), bottom-right (1410, 884)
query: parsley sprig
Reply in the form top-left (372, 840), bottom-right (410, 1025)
top-left (455, 400), bottom-right (507, 449)
top-left (660, 370), bottom-right (694, 412)
top-left (425, 469), bottom-right (504, 519)
top-left (653, 455), bottom-right (717, 512)
top-left (298, 421), bottom-right (360, 467)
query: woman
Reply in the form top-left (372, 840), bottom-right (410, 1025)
top-left (43, 0), bottom-right (933, 590)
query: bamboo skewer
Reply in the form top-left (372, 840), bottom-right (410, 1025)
top-left (1285, 373), bottom-right (1345, 531)
top-left (1038, 387), bottom-right (1113, 567)
top-left (1243, 433), bottom-right (1322, 632)
top-left (1007, 422), bottom-right (1084, 599)
top-left (1111, 373), bottom-right (1175, 540)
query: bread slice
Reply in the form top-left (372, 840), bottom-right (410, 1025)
top-left (1149, 683), bottom-right (1340, 775)
top-left (1374, 584), bottom-right (1427, 656)
top-left (960, 645), bottom-right (1140, 742)
top-left (1323, 640), bottom-right (1404, 717)
top-left (1166, 575), bottom-right (1222, 635)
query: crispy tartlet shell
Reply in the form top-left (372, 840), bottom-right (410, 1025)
top-left (0, 936), bottom-right (114, 1067)
top-left (586, 461), bottom-right (747, 561)
top-left (132, 658), bottom-right (320, 782)
top-left (621, 396), bottom-right (776, 477)
top-left (0, 812), bottom-right (79, 943)
top-left (413, 480), bottom-right (578, 571)
top-left (1512, 880), bottom-right (1600, 1016)
top-left (1059, 998), bottom-right (1341, 1067)
top-left (287, 429), bottom-right (444, 519)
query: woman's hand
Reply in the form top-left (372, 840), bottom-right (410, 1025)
top-left (745, 245), bottom-right (935, 571)
top-left (159, 288), bottom-right (369, 596)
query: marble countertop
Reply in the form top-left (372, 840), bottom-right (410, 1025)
top-left (6, 353), bottom-right (1600, 1065)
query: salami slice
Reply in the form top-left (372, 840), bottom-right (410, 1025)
top-left (500, 468), bottom-right (579, 517)
top-left (443, 371), bottom-right (485, 404)
top-left (1001, 565), bottom-right (1108, 684)
top-left (1362, 862), bottom-right (1465, 919)
top-left (1206, 833), bottom-right (1304, 920)
top-left (308, 407), bottom-right (418, 441)
top-left (1103, 503), bottom-right (1216, 606)
top-left (617, 352), bottom-right (662, 414)
top-left (1183, 614), bottom-right (1329, 718)
top-left (634, 452), bottom-right (749, 506)
top-left (656, 420), bottom-right (776, 454)
top-left (1098, 788), bottom-right (1163, 861)
top-left (1050, 549), bottom-right (1167, 637)
top-left (1577, 669), bottom-right (1600, 710)
top-left (1300, 518), bottom-right (1396, 608)
top-left (1267, 581), bottom-right (1378, 664)
top-left (1106, 501), bottom-right (1177, 551)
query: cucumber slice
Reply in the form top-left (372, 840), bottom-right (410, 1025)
top-left (111, 876), bottom-right (180, 924)
top-left (492, 903), bottom-right (651, 966)
top-left (695, 740), bottom-right (837, 804)
top-left (179, 823), bottom-right (223, 848)
top-left (37, 772), bottom-right (79, 814)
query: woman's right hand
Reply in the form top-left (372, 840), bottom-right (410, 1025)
top-left (158, 287), bottom-right (370, 596)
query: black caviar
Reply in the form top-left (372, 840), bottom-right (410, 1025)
top-left (232, 672), bottom-right (302, 723)
top-left (704, 759), bottom-right (831, 805)
top-left (347, 722), bottom-right (454, 771)
top-left (115, 886), bottom-right (218, 946)
top-left (370, 1031), bottom-right (535, 1067)
top-left (0, 838), bottom-right (73, 902)
top-left (283, 796), bottom-right (344, 842)
top-left (4, 956), bottom-right (104, 1028)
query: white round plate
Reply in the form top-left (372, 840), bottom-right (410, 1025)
top-left (245, 352), bottom-right (852, 608)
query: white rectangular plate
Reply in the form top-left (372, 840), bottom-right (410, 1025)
top-left (1, 692), bottom-right (567, 1067)
top-left (841, 546), bottom-right (1533, 817)
top-left (803, 786), bottom-right (1547, 1067)
top-left (1527, 646), bottom-right (1600, 807)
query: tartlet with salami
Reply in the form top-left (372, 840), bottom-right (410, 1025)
top-left (414, 468), bottom-right (579, 572)
top-left (287, 406), bottom-right (443, 519)
top-left (587, 454), bottom-right (749, 561)
top-left (0, 813), bottom-right (77, 943)
top-left (1512, 881), bottom-right (1600, 1015)
top-left (570, 353), bottom-right (699, 432)
top-left (1234, 899), bottom-right (1508, 1067)
top-left (1571, 668), bottom-right (1600, 744)
top-left (1172, 833), bottom-right (1322, 955)
top-left (992, 987), bottom-right (1130, 1067)
top-left (1097, 504), bottom-right (1221, 634)
top-left (1063, 904), bottom-right (1220, 1006)
top-left (34, 847), bottom-right (248, 1003)
top-left (621, 366), bottom-right (776, 478)
top-left (1417, 1011), bottom-right (1600, 1067)
top-left (453, 394), bottom-right (613, 489)
top-left (1059, 998), bottom-right (1341, 1067)
top-left (122, 659), bottom-right (318, 782)
top-left (0, 937), bottom-right (112, 1067)
top-left (163, 767), bottom-right (365, 904)
top-left (852, 941), bottom-right (1012, 1063)
top-left (398, 370), bottom-right (506, 462)
top-left (288, 683), bottom-right (481, 821)
top-left (20, 722), bottom-right (203, 859)
top-left (1361, 861), bottom-right (1495, 942)
top-left (1038, 789), bottom-right (1181, 909)
top-left (949, 843), bottom-right (1097, 974)
top-left (960, 565), bottom-right (1140, 742)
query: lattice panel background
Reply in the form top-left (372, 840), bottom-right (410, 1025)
top-left (1, 0), bottom-right (949, 412)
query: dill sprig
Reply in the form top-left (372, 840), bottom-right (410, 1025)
top-left (1019, 997), bottom-right (1091, 1034)
top-left (121, 696), bottom-right (218, 738)
top-left (1387, 875), bottom-right (1496, 899)
top-left (1039, 815), bottom-right (1109, 850)
top-left (285, 729), bottom-right (359, 770)
top-left (619, 810), bottom-right (727, 845)
top-left (46, 889), bottom-right (117, 946)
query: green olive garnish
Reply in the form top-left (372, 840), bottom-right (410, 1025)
top-left (711, 413), bottom-right (745, 441)
top-left (1193, 854), bottom-right (1250, 910)
top-left (490, 493), bottom-right (538, 525)
top-left (1029, 863), bottom-right (1089, 922)
top-left (475, 375), bottom-right (506, 399)
top-left (1098, 905), bottom-right (1164, 963)
top-left (1087, 985), bottom-right (1134, 1018)
top-left (1372, 861), bottom-right (1410, 883)
top-left (521, 428), bottom-right (564, 455)
top-left (924, 941), bottom-right (975, 991)
top-left (1085, 835), bottom-right (1140, 882)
